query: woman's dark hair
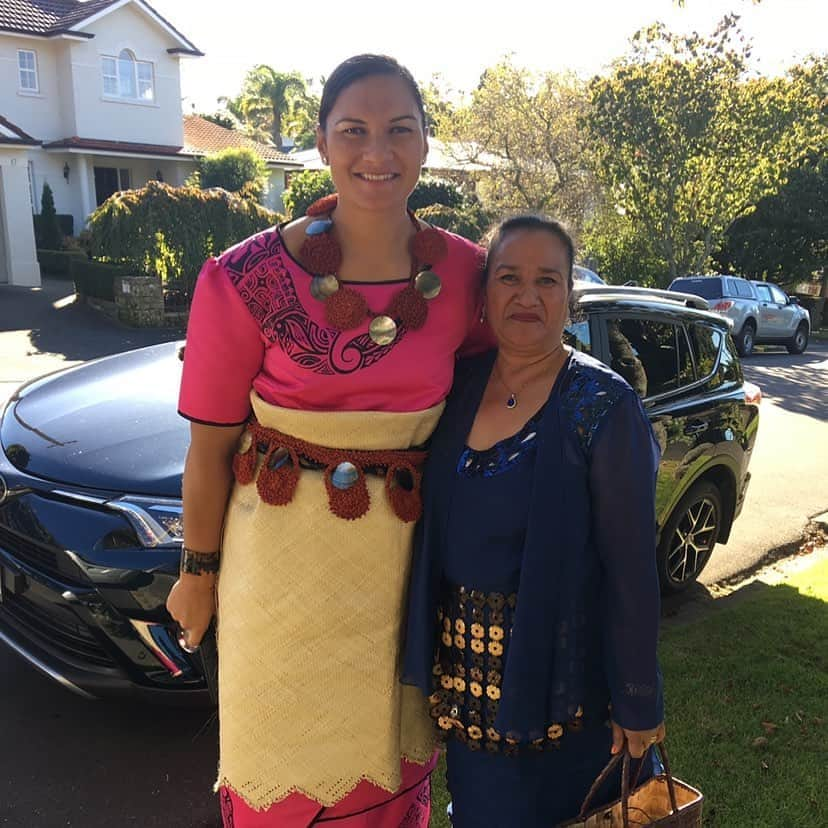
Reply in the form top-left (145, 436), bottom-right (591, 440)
top-left (318, 54), bottom-right (426, 131)
top-left (484, 215), bottom-right (575, 291)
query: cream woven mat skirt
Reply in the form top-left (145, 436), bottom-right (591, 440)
top-left (215, 392), bottom-right (443, 811)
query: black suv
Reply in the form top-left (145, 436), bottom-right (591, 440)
top-left (0, 286), bottom-right (760, 700)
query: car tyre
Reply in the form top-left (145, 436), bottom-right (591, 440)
top-left (735, 320), bottom-right (755, 357)
top-left (786, 323), bottom-right (808, 355)
top-left (657, 480), bottom-right (722, 593)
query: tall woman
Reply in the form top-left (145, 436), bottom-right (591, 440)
top-left (167, 55), bottom-right (489, 827)
top-left (403, 215), bottom-right (665, 826)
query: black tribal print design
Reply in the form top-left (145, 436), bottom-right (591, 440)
top-left (221, 229), bottom-right (407, 375)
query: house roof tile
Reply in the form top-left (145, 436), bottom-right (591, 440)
top-left (0, 0), bottom-right (116, 36)
top-left (183, 116), bottom-right (303, 166)
top-left (0, 0), bottom-right (202, 54)
top-left (0, 113), bottom-right (39, 144)
top-left (42, 135), bottom-right (183, 156)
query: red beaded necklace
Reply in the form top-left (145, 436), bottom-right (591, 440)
top-left (298, 194), bottom-right (448, 345)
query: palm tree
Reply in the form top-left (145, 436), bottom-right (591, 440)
top-left (227, 66), bottom-right (309, 150)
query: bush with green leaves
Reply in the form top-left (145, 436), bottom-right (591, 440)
top-left (36, 249), bottom-right (86, 278)
top-left (87, 181), bottom-right (278, 299)
top-left (418, 204), bottom-right (488, 242)
top-left (282, 169), bottom-right (334, 218)
top-left (38, 183), bottom-right (63, 250)
top-left (194, 147), bottom-right (268, 202)
top-left (408, 176), bottom-right (465, 212)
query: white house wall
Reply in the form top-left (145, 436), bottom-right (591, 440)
top-left (0, 36), bottom-right (72, 140)
top-left (70, 3), bottom-right (185, 147)
top-left (0, 154), bottom-right (40, 286)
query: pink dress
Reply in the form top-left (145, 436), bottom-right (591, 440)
top-left (179, 225), bottom-right (489, 826)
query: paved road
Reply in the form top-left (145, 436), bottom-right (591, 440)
top-left (0, 279), bottom-right (825, 825)
top-left (701, 340), bottom-right (828, 584)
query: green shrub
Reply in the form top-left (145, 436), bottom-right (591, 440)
top-left (38, 183), bottom-right (63, 250)
top-left (33, 213), bottom-right (73, 247)
top-left (418, 204), bottom-right (487, 242)
top-left (282, 169), bottom-right (334, 218)
top-left (37, 249), bottom-right (86, 277)
top-left (87, 181), bottom-right (278, 298)
top-left (195, 147), bottom-right (268, 202)
top-left (70, 258), bottom-right (135, 302)
top-left (408, 176), bottom-right (465, 211)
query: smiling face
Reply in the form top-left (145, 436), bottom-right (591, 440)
top-left (316, 73), bottom-right (427, 213)
top-left (485, 228), bottom-right (572, 354)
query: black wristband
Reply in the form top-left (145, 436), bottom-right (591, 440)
top-left (181, 547), bottom-right (220, 575)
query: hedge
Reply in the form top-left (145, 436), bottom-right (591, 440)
top-left (70, 258), bottom-right (135, 302)
top-left (37, 249), bottom-right (87, 278)
top-left (33, 213), bottom-right (74, 247)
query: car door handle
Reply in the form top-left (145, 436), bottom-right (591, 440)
top-left (684, 421), bottom-right (708, 436)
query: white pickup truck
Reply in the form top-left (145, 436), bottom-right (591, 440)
top-left (668, 275), bottom-right (810, 356)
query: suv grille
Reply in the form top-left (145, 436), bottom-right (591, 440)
top-left (0, 591), bottom-right (116, 668)
top-left (0, 526), bottom-right (87, 587)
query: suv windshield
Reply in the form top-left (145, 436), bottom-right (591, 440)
top-left (670, 277), bottom-right (724, 300)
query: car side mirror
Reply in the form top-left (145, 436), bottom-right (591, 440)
top-left (788, 296), bottom-right (799, 305)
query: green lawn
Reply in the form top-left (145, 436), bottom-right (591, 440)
top-left (430, 559), bottom-right (828, 827)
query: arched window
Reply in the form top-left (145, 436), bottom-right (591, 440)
top-left (118, 50), bottom-right (137, 99)
top-left (101, 50), bottom-right (154, 101)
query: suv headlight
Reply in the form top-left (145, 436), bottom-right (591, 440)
top-left (106, 496), bottom-right (183, 547)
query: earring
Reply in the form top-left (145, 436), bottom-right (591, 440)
top-left (479, 304), bottom-right (487, 324)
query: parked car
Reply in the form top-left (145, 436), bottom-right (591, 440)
top-left (668, 275), bottom-right (810, 356)
top-left (0, 286), bottom-right (760, 700)
top-left (750, 280), bottom-right (810, 355)
top-left (573, 264), bottom-right (605, 284)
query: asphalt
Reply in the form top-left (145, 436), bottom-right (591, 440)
top-left (0, 277), bottom-right (183, 403)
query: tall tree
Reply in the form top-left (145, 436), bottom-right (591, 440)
top-left (585, 18), bottom-right (824, 284)
top-left (438, 60), bottom-right (599, 235)
top-left (220, 66), bottom-right (310, 150)
top-left (716, 153), bottom-right (827, 285)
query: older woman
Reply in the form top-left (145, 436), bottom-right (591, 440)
top-left (403, 215), bottom-right (665, 826)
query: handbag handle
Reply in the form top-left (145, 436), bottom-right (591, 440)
top-left (578, 741), bottom-right (680, 824)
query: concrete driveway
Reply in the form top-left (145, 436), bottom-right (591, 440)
top-left (0, 278), bottom-right (182, 404)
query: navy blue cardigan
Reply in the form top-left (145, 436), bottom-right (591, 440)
top-left (402, 349), bottom-right (664, 739)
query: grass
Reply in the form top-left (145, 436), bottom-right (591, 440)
top-left (429, 558), bottom-right (828, 827)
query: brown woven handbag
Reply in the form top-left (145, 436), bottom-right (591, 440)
top-left (558, 743), bottom-right (703, 827)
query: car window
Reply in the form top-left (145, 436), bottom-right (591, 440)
top-left (734, 280), bottom-right (755, 299)
top-left (754, 283), bottom-right (773, 302)
top-left (563, 319), bottom-right (591, 353)
top-left (605, 317), bottom-right (693, 399)
top-left (670, 278), bottom-right (723, 300)
top-left (769, 285), bottom-right (788, 304)
top-left (687, 324), bottom-right (723, 387)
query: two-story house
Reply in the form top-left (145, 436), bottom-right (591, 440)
top-left (0, 0), bottom-right (300, 288)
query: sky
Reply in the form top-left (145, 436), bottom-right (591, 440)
top-left (148, 0), bottom-right (828, 113)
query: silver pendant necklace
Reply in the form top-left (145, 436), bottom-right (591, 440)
top-left (494, 345), bottom-right (563, 410)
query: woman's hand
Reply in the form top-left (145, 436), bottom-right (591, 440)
top-left (611, 720), bottom-right (666, 758)
top-left (166, 573), bottom-right (216, 650)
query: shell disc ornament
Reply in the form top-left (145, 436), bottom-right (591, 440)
top-left (369, 315), bottom-right (398, 346)
top-left (414, 269), bottom-right (442, 300)
top-left (310, 274), bottom-right (340, 300)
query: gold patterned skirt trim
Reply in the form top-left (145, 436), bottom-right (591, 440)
top-left (215, 392), bottom-right (444, 810)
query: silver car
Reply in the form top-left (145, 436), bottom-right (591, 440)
top-left (668, 275), bottom-right (810, 355)
top-left (751, 281), bottom-right (810, 354)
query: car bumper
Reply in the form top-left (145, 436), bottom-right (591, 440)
top-left (0, 487), bottom-right (209, 704)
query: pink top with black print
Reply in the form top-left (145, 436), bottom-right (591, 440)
top-left (178, 226), bottom-right (490, 424)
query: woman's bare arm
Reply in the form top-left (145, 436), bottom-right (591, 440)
top-left (166, 422), bottom-right (244, 648)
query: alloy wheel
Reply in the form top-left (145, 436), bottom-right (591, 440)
top-left (666, 497), bottom-right (719, 585)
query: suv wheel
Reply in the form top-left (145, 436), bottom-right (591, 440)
top-left (657, 481), bottom-right (722, 593)
top-left (735, 321), bottom-right (755, 357)
top-left (786, 323), bottom-right (809, 355)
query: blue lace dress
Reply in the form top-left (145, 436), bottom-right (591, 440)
top-left (403, 350), bottom-right (663, 827)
